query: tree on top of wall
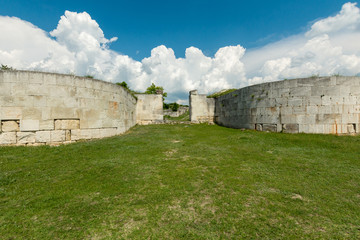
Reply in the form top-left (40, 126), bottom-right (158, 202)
top-left (1, 64), bottom-right (15, 71)
top-left (145, 83), bottom-right (167, 98)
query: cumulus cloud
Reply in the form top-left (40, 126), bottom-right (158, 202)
top-left (246, 2), bottom-right (360, 84)
top-left (1, 2), bottom-right (360, 103)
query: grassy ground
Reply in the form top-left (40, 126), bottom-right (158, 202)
top-left (1, 124), bottom-right (360, 239)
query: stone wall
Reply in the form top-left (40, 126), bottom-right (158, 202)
top-left (190, 76), bottom-right (360, 134)
top-left (0, 70), bottom-right (137, 145)
top-left (189, 90), bottom-right (215, 123)
top-left (164, 107), bottom-right (189, 117)
top-left (135, 94), bottom-right (163, 125)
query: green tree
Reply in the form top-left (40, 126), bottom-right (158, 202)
top-left (1, 64), bottom-right (14, 71)
top-left (145, 83), bottom-right (167, 98)
top-left (116, 81), bottom-right (129, 90)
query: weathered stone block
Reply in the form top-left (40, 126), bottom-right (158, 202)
top-left (65, 130), bottom-right (71, 141)
top-left (1, 107), bottom-right (22, 119)
top-left (35, 131), bottom-right (51, 143)
top-left (0, 132), bottom-right (17, 144)
top-left (17, 132), bottom-right (35, 144)
top-left (282, 124), bottom-right (299, 133)
top-left (1, 120), bottom-right (19, 132)
top-left (54, 119), bottom-right (80, 130)
top-left (39, 120), bottom-right (54, 130)
top-left (262, 124), bottom-right (277, 132)
top-left (20, 120), bottom-right (40, 131)
top-left (51, 130), bottom-right (66, 142)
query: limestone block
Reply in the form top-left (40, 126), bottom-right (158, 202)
top-left (51, 130), bottom-right (66, 142)
top-left (255, 124), bottom-right (263, 131)
top-left (17, 132), bottom-right (35, 144)
top-left (298, 124), bottom-right (309, 133)
top-left (9, 85), bottom-right (28, 97)
top-left (54, 119), bottom-right (80, 130)
top-left (33, 96), bottom-right (47, 107)
top-left (65, 130), bottom-right (71, 141)
top-left (262, 124), bottom-right (277, 132)
top-left (22, 108), bottom-right (41, 120)
top-left (282, 124), bottom-right (299, 133)
top-left (306, 106), bottom-right (318, 115)
top-left (35, 131), bottom-right (51, 143)
top-left (1, 120), bottom-right (19, 132)
top-left (51, 107), bottom-right (78, 119)
top-left (71, 129), bottom-right (99, 141)
top-left (43, 74), bottom-right (56, 85)
top-left (1, 107), bottom-right (22, 119)
top-left (288, 98), bottom-right (303, 107)
top-left (28, 72), bottom-right (44, 84)
top-left (0, 83), bottom-right (11, 95)
top-left (0, 132), bottom-right (17, 144)
top-left (26, 84), bottom-right (47, 95)
top-left (39, 120), bottom-right (54, 130)
top-left (280, 114), bottom-right (297, 124)
top-left (289, 87), bottom-right (311, 97)
top-left (100, 128), bottom-right (117, 138)
top-left (321, 96), bottom-right (332, 106)
top-left (297, 115), bottom-right (316, 125)
top-left (20, 120), bottom-right (39, 132)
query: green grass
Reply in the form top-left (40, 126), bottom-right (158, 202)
top-left (1, 124), bottom-right (360, 239)
top-left (164, 111), bottom-right (190, 121)
top-left (207, 89), bottom-right (237, 98)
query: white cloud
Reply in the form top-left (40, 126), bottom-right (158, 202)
top-left (246, 2), bottom-right (360, 84)
top-left (1, 2), bottom-right (360, 103)
top-left (306, 2), bottom-right (360, 37)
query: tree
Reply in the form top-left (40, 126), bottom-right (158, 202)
top-left (116, 81), bottom-right (129, 90)
top-left (1, 64), bottom-right (14, 71)
top-left (145, 83), bottom-right (167, 98)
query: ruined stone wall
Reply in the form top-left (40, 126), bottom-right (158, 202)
top-left (0, 71), bottom-right (137, 145)
top-left (189, 90), bottom-right (215, 123)
top-left (164, 107), bottom-right (189, 117)
top-left (214, 76), bottom-right (360, 134)
top-left (135, 94), bottom-right (163, 125)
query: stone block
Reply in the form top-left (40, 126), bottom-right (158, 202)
top-left (255, 124), bottom-right (263, 131)
top-left (35, 131), bottom-right (51, 143)
top-left (282, 124), bottom-right (299, 133)
top-left (17, 132), bottom-right (35, 144)
top-left (1, 120), bottom-right (19, 132)
top-left (54, 119), bottom-right (80, 130)
top-left (20, 120), bottom-right (39, 132)
top-left (39, 120), bottom-right (54, 130)
top-left (22, 108), bottom-right (41, 120)
top-left (65, 130), bottom-right (71, 141)
top-left (263, 124), bottom-right (277, 132)
top-left (51, 130), bottom-right (66, 142)
top-left (0, 132), bottom-right (17, 144)
top-left (1, 107), bottom-right (22, 119)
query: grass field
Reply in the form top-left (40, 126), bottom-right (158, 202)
top-left (1, 124), bottom-right (360, 239)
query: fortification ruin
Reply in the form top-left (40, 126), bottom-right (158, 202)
top-left (1, 71), bottom-right (359, 146)
top-left (0, 71), bottom-right (163, 145)
top-left (190, 76), bottom-right (360, 135)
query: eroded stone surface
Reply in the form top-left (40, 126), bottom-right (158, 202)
top-left (1, 120), bottom-right (19, 132)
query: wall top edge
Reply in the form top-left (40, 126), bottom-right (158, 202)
top-left (0, 69), bottom-right (119, 87)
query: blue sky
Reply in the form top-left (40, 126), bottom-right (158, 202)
top-left (0, 0), bottom-right (355, 60)
top-left (1, 1), bottom-right (360, 103)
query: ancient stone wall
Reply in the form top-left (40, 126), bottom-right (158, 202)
top-left (189, 90), bottom-right (215, 123)
top-left (164, 107), bottom-right (189, 117)
top-left (135, 94), bottom-right (163, 125)
top-left (214, 76), bottom-right (360, 134)
top-left (190, 76), bottom-right (360, 134)
top-left (0, 71), bottom-right (137, 145)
